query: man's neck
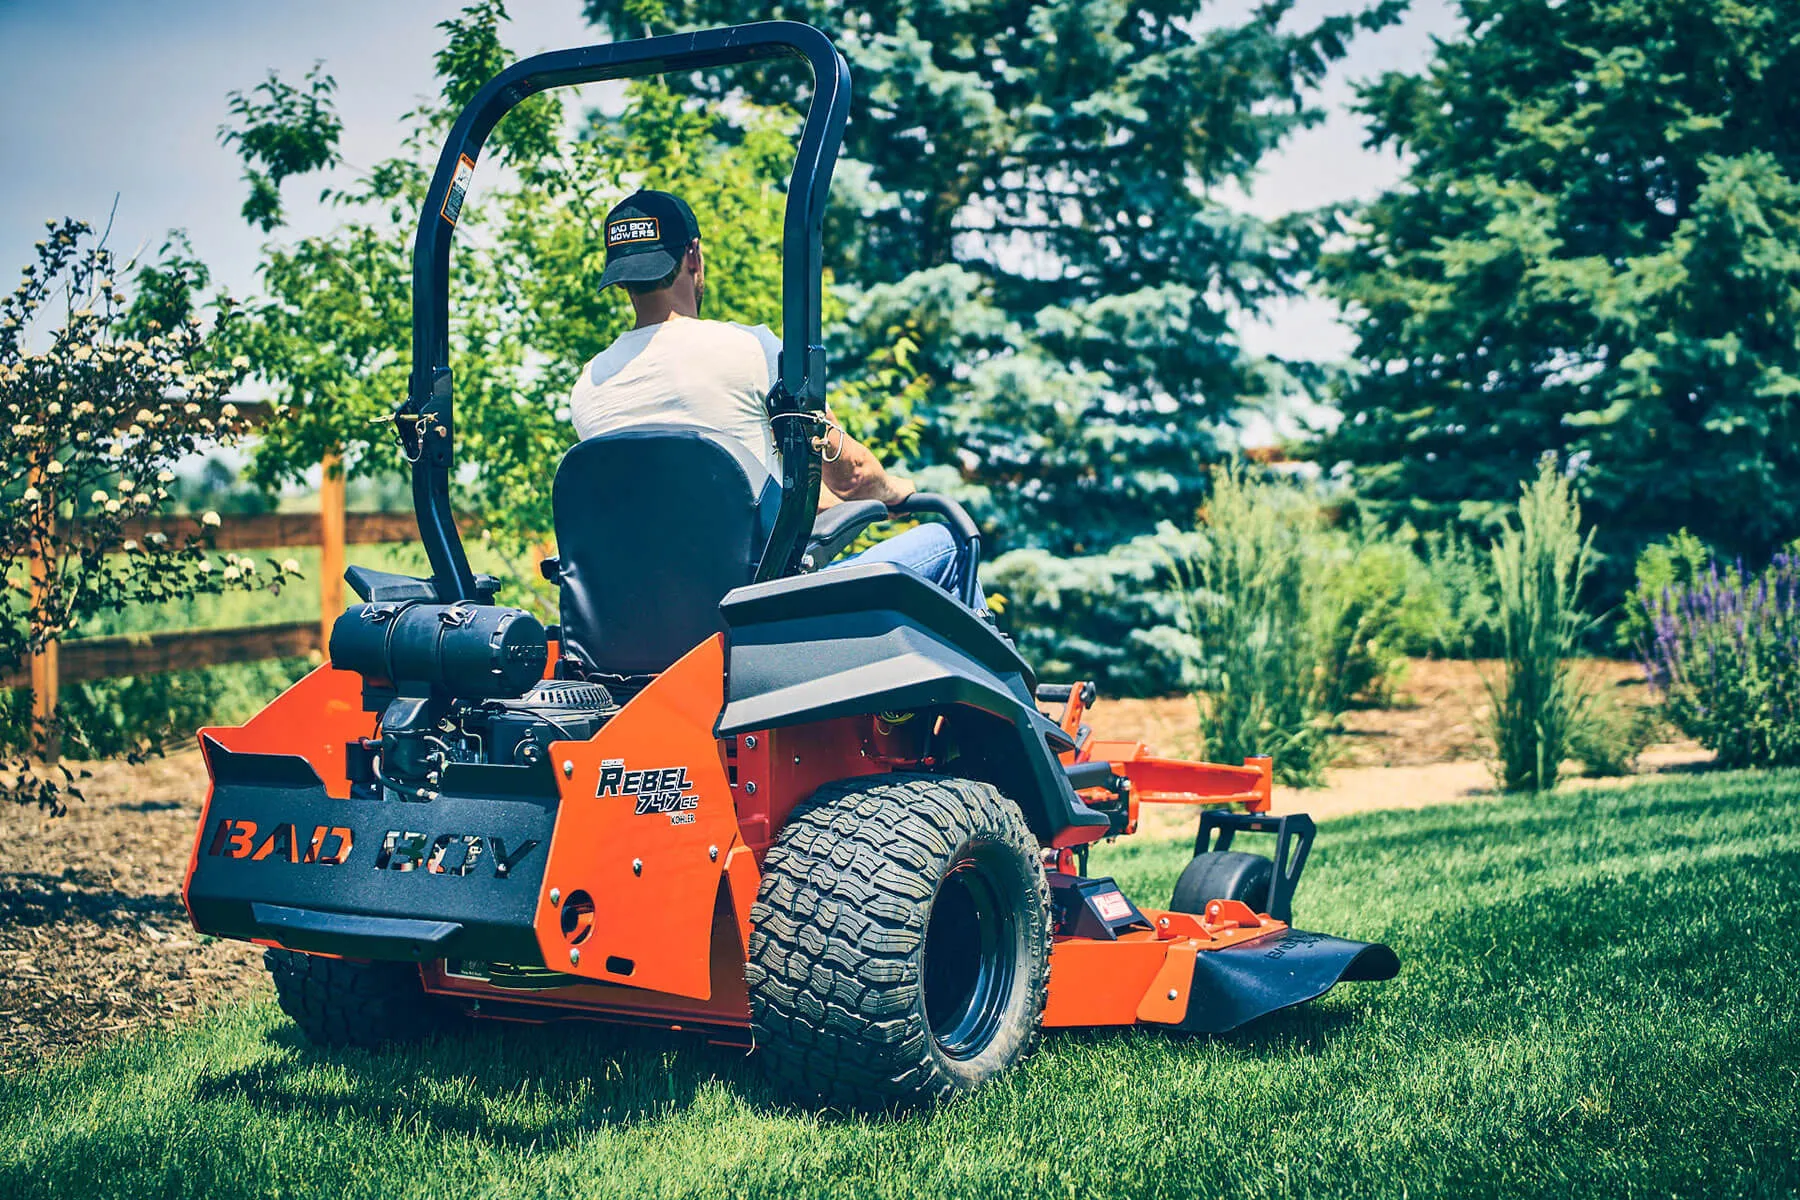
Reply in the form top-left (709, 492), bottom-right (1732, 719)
top-left (630, 294), bottom-right (697, 330)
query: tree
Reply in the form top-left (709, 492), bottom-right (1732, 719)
top-left (1, 220), bottom-right (288, 809)
top-left (1324, 0), bottom-right (1800, 595)
top-left (584, 0), bottom-right (1404, 555)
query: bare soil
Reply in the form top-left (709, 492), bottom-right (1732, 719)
top-left (0, 752), bottom-right (265, 1073)
top-left (0, 657), bottom-right (1709, 1073)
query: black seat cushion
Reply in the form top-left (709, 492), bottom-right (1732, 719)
top-left (552, 425), bottom-right (776, 677)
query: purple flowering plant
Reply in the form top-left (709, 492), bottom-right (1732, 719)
top-left (1640, 551), bottom-right (1800, 768)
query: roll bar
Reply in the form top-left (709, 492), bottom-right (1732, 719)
top-left (396, 21), bottom-right (850, 601)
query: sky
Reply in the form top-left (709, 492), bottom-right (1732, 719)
top-left (0, 0), bottom-right (1461, 369)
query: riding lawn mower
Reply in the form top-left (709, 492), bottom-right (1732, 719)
top-left (182, 21), bottom-right (1397, 1110)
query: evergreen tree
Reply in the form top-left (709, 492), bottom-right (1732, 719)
top-left (585, 0), bottom-right (1403, 554)
top-left (1325, 0), bottom-right (1800, 589)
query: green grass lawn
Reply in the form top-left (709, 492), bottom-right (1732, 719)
top-left (4, 770), bottom-right (1797, 1199)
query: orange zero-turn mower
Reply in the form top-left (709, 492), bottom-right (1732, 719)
top-left (182, 21), bottom-right (1397, 1110)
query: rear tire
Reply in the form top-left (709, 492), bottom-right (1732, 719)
top-left (263, 948), bottom-right (447, 1048)
top-left (746, 773), bottom-right (1051, 1111)
top-left (1170, 850), bottom-right (1276, 917)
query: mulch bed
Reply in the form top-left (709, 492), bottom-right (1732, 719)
top-left (0, 751), bottom-right (265, 1074)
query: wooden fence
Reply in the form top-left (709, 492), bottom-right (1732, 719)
top-left (12, 418), bottom-right (467, 758)
top-left (1, 621), bottom-right (321, 691)
top-left (9, 504), bottom-right (485, 691)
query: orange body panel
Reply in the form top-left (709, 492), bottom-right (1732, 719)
top-left (1043, 933), bottom-right (1172, 1026)
top-left (197, 662), bottom-right (375, 799)
top-left (726, 717), bottom-right (892, 856)
top-left (533, 636), bottom-right (744, 1000)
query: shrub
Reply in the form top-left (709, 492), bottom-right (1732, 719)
top-left (1618, 529), bottom-right (1714, 654)
top-left (1486, 458), bottom-right (1598, 792)
top-left (1, 219), bottom-right (293, 809)
top-left (1419, 526), bottom-right (1502, 657)
top-left (1568, 689), bottom-right (1660, 778)
top-left (1169, 463), bottom-right (1334, 785)
top-left (1640, 553), bottom-right (1800, 768)
top-left (1315, 519), bottom-right (1453, 708)
top-left (986, 532), bottom-right (1197, 699)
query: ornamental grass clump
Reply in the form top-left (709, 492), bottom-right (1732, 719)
top-left (1170, 463), bottom-right (1334, 786)
top-left (1641, 553), bottom-right (1800, 768)
top-left (1486, 458), bottom-right (1597, 792)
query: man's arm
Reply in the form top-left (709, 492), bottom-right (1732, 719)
top-left (818, 416), bottom-right (914, 507)
top-left (749, 325), bottom-right (913, 508)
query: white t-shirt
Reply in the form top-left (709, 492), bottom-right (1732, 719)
top-left (567, 317), bottom-right (784, 476)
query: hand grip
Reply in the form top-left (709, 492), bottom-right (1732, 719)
top-left (891, 493), bottom-right (982, 610)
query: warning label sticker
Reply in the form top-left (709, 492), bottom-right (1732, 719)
top-left (441, 154), bottom-right (476, 226)
top-left (1093, 891), bottom-right (1134, 922)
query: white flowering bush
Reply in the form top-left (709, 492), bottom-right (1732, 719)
top-left (2, 219), bottom-right (295, 808)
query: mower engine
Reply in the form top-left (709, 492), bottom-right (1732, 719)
top-left (328, 598), bottom-right (616, 799)
top-left (473, 680), bottom-right (616, 768)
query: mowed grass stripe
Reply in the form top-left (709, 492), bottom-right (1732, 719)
top-left (2, 770), bottom-right (1796, 1199)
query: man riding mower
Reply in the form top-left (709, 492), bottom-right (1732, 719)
top-left (182, 21), bottom-right (1397, 1111)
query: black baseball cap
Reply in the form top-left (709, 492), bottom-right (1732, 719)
top-left (598, 190), bottom-right (701, 290)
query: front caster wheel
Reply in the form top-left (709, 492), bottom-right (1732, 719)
top-left (1170, 850), bottom-right (1277, 919)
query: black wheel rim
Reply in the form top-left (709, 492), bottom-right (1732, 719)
top-left (922, 847), bottom-right (1018, 1060)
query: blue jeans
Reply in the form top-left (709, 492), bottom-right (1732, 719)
top-left (831, 523), bottom-right (987, 612)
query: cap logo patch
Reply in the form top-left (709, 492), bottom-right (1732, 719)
top-left (606, 217), bottom-right (661, 247)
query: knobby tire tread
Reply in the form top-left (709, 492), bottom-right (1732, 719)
top-left (745, 773), bottom-right (1050, 1110)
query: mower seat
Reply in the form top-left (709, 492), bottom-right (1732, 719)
top-left (550, 424), bottom-right (777, 680)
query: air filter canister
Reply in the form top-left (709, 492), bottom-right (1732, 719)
top-left (328, 601), bottom-right (548, 699)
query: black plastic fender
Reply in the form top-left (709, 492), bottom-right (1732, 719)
top-left (717, 562), bottom-right (1109, 841)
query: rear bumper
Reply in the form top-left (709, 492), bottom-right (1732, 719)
top-left (185, 742), bottom-right (557, 965)
top-left (246, 904), bottom-right (464, 959)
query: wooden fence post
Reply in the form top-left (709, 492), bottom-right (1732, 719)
top-left (27, 472), bottom-right (59, 762)
top-left (319, 451), bottom-right (346, 657)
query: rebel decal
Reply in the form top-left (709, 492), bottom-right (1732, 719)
top-left (596, 759), bottom-right (700, 825)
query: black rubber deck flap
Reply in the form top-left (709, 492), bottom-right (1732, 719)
top-left (250, 903), bottom-right (463, 960)
top-left (1180, 930), bottom-right (1401, 1034)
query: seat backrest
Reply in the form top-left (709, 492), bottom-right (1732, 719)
top-left (552, 424), bottom-right (776, 678)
